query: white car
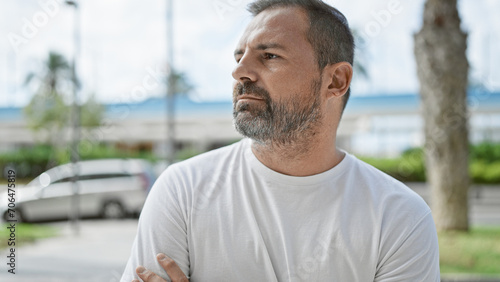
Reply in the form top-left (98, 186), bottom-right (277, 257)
top-left (1, 159), bottom-right (156, 222)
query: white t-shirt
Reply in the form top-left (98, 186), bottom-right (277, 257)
top-left (121, 139), bottom-right (440, 282)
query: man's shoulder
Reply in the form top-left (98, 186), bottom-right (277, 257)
top-left (342, 153), bottom-right (434, 247)
top-left (346, 153), bottom-right (415, 190)
top-left (181, 139), bottom-right (246, 166)
top-left (344, 152), bottom-right (430, 214)
top-left (161, 139), bottom-right (247, 178)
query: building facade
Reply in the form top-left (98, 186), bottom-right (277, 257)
top-left (1, 91), bottom-right (499, 158)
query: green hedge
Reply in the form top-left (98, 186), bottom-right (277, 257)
top-left (0, 145), bottom-right (56, 179)
top-left (360, 149), bottom-right (426, 183)
top-left (360, 143), bottom-right (500, 184)
top-left (0, 143), bottom-right (158, 179)
top-left (2, 142), bottom-right (500, 184)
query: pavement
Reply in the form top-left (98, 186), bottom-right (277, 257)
top-left (0, 219), bottom-right (137, 282)
top-left (0, 184), bottom-right (499, 282)
top-left (407, 183), bottom-right (500, 227)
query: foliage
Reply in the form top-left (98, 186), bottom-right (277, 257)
top-left (78, 142), bottom-right (158, 162)
top-left (360, 150), bottom-right (426, 182)
top-left (3, 142), bottom-right (500, 183)
top-left (24, 91), bottom-right (70, 133)
top-left (439, 227), bottom-right (500, 275)
top-left (360, 143), bottom-right (500, 184)
top-left (24, 52), bottom-right (73, 150)
top-left (0, 145), bottom-right (58, 179)
top-left (170, 69), bottom-right (194, 95)
top-left (470, 142), bottom-right (500, 164)
top-left (80, 94), bottom-right (105, 128)
top-left (24, 51), bottom-right (72, 94)
top-left (0, 143), bottom-right (158, 180)
top-left (469, 142), bottom-right (500, 184)
top-left (470, 161), bottom-right (500, 184)
top-left (23, 51), bottom-right (105, 164)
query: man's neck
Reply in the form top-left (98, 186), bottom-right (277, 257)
top-left (250, 135), bottom-right (345, 177)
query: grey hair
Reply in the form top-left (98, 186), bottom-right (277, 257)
top-left (248, 0), bottom-right (354, 111)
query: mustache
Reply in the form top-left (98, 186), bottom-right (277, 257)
top-left (233, 82), bottom-right (271, 100)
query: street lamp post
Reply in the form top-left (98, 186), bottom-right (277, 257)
top-left (66, 0), bottom-right (81, 236)
top-left (166, 0), bottom-right (175, 166)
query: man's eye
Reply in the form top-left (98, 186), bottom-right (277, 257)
top-left (264, 53), bottom-right (278, 60)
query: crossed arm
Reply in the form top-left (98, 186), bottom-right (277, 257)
top-left (132, 253), bottom-right (188, 282)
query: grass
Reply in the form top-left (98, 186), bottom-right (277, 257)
top-left (439, 227), bottom-right (500, 275)
top-left (0, 223), bottom-right (58, 248)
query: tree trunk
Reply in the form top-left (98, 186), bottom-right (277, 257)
top-left (414, 0), bottom-right (470, 231)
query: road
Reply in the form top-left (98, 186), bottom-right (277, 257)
top-left (0, 184), bottom-right (499, 282)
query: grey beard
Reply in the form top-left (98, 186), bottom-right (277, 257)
top-left (233, 81), bottom-right (322, 147)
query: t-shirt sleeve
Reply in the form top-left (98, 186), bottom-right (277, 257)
top-left (374, 210), bottom-right (440, 282)
top-left (121, 167), bottom-right (190, 282)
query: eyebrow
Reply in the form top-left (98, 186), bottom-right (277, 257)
top-left (234, 43), bottom-right (287, 56)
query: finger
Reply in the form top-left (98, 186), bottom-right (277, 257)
top-left (136, 265), bottom-right (167, 282)
top-left (157, 253), bottom-right (189, 282)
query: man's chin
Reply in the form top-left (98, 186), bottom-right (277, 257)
top-left (234, 114), bottom-right (261, 134)
top-left (234, 111), bottom-right (254, 125)
top-left (234, 108), bottom-right (260, 120)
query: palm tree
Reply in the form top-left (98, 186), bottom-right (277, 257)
top-left (25, 51), bottom-right (73, 95)
top-left (24, 52), bottom-right (72, 149)
top-left (414, 0), bottom-right (470, 231)
top-left (24, 51), bottom-right (104, 164)
top-left (170, 69), bottom-right (194, 95)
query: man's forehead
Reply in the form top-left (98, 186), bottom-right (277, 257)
top-left (236, 6), bottom-right (309, 49)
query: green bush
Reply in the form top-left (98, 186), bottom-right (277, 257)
top-left (469, 142), bottom-right (500, 184)
top-left (78, 141), bottom-right (157, 162)
top-left (470, 160), bottom-right (500, 184)
top-left (483, 162), bottom-right (500, 183)
top-left (2, 142), bottom-right (500, 184)
top-left (471, 142), bottom-right (500, 164)
top-left (0, 145), bottom-right (56, 179)
top-left (361, 156), bottom-right (426, 183)
top-left (0, 143), bottom-right (158, 180)
top-left (360, 143), bottom-right (500, 184)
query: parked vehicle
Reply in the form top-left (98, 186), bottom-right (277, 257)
top-left (1, 159), bottom-right (156, 222)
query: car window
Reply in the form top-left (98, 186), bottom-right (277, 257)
top-left (51, 173), bottom-right (132, 184)
top-left (80, 173), bottom-right (132, 181)
top-left (27, 167), bottom-right (72, 187)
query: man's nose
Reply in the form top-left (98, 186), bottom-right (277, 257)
top-left (232, 55), bottom-right (258, 84)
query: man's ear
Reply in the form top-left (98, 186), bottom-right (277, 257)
top-left (323, 62), bottom-right (353, 99)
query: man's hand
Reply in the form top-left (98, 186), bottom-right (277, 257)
top-left (132, 253), bottom-right (189, 282)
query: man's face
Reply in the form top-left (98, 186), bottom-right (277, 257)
top-left (232, 6), bottom-right (324, 145)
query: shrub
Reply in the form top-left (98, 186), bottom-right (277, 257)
top-left (0, 143), bottom-right (158, 180)
top-left (360, 143), bottom-right (500, 184)
top-left (361, 156), bottom-right (426, 183)
top-left (471, 142), bottom-right (500, 164)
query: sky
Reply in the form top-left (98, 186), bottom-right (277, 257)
top-left (0, 0), bottom-right (499, 107)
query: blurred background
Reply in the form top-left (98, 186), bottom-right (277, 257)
top-left (0, 0), bottom-right (499, 281)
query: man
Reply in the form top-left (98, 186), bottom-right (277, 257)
top-left (122, 0), bottom-right (440, 281)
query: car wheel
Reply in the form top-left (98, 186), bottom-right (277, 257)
top-left (101, 201), bottom-right (126, 219)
